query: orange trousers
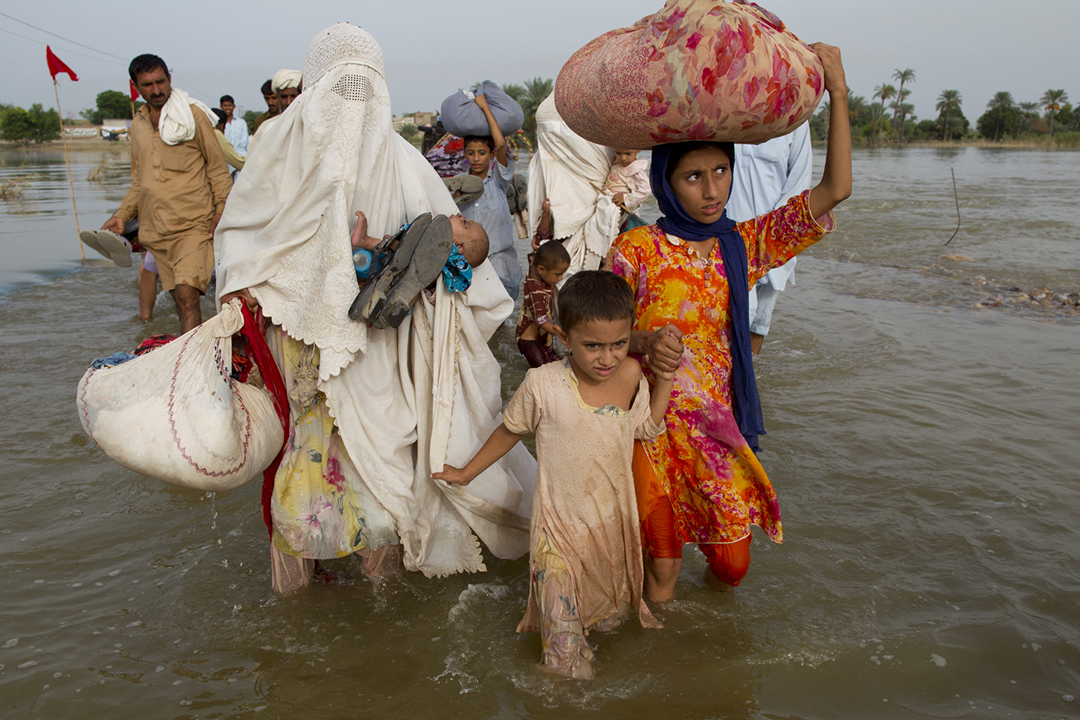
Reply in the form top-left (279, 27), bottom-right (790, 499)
top-left (633, 441), bottom-right (752, 586)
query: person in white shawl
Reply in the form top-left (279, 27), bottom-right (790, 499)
top-left (527, 93), bottom-right (622, 280)
top-left (215, 23), bottom-right (534, 592)
top-left (157, 88), bottom-right (218, 146)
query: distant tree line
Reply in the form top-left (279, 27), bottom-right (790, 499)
top-left (809, 67), bottom-right (1077, 145)
top-left (976, 90), bottom-right (1077, 141)
top-left (0, 103), bottom-right (61, 143)
top-left (6, 77), bottom-right (1075, 148)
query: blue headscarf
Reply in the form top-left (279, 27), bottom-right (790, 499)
top-left (650, 142), bottom-right (765, 451)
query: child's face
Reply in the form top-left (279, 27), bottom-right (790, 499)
top-left (536, 261), bottom-right (569, 288)
top-left (669, 145), bottom-right (732, 225)
top-left (614, 149), bottom-right (639, 167)
top-left (449, 214), bottom-right (489, 267)
top-left (559, 317), bottom-right (633, 384)
top-left (465, 140), bottom-right (493, 175)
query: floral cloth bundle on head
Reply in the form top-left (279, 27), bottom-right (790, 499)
top-left (555, 0), bottom-right (824, 149)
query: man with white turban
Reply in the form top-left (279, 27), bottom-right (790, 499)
top-left (271, 69), bottom-right (302, 111)
top-left (248, 70), bottom-right (303, 151)
top-left (216, 23), bottom-right (534, 593)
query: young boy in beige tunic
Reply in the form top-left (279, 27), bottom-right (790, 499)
top-left (433, 270), bottom-right (683, 679)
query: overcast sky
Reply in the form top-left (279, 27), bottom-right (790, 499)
top-left (3, 0), bottom-right (1078, 125)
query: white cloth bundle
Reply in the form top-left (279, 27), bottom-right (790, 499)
top-left (527, 94), bottom-right (621, 278)
top-left (76, 301), bottom-right (284, 492)
top-left (158, 87), bottom-right (218, 146)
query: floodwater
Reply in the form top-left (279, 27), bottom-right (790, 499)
top-left (1, 145), bottom-right (1079, 719)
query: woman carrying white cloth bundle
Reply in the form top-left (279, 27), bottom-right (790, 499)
top-left (526, 94), bottom-right (623, 280)
top-left (215, 23), bottom-right (535, 594)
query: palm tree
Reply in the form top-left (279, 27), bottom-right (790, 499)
top-left (892, 68), bottom-right (916, 142)
top-left (872, 84), bottom-right (896, 143)
top-left (936, 89), bottom-right (963, 141)
top-left (986, 91), bottom-right (1015, 141)
top-left (868, 101), bottom-right (885, 136)
top-left (522, 78), bottom-right (554, 114)
top-left (810, 98), bottom-right (831, 140)
top-left (889, 89), bottom-right (912, 142)
top-left (1018, 101), bottom-right (1039, 134)
top-left (501, 83), bottom-right (526, 105)
top-left (519, 77), bottom-right (554, 145)
top-left (847, 90), bottom-right (867, 124)
top-left (1040, 89), bottom-right (1068, 137)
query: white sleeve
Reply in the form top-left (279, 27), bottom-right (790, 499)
top-left (773, 123), bottom-right (813, 211)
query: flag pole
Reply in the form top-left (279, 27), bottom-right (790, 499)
top-left (129, 80), bottom-right (139, 133)
top-left (52, 79), bottom-right (85, 261)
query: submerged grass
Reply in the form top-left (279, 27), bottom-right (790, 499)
top-left (0, 176), bottom-right (28, 200)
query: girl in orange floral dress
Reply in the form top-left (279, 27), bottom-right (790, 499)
top-left (608, 43), bottom-right (852, 601)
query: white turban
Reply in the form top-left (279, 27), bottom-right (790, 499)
top-left (271, 69), bottom-right (302, 92)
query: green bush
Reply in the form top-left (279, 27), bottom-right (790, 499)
top-left (80, 90), bottom-right (139, 125)
top-left (1, 103), bottom-right (60, 143)
top-left (242, 110), bottom-right (260, 134)
top-left (398, 123), bottom-right (419, 143)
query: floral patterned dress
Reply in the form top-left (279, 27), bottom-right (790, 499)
top-left (607, 191), bottom-right (834, 546)
top-left (268, 328), bottom-right (396, 560)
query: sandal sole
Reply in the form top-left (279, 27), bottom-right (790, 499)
top-left (80, 229), bottom-right (132, 267)
top-left (95, 230), bottom-right (133, 267)
top-left (349, 213), bottom-right (433, 322)
top-left (372, 214), bottom-right (455, 329)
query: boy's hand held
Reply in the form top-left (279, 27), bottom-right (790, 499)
top-left (644, 325), bottom-right (684, 375)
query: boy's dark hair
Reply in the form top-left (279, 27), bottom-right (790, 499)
top-left (211, 108), bottom-right (228, 127)
top-left (128, 54), bottom-right (169, 83)
top-left (557, 271), bottom-right (635, 334)
top-left (665, 141), bottom-right (735, 182)
top-left (463, 135), bottom-right (495, 151)
top-left (261, 79), bottom-right (273, 95)
top-left (219, 94), bottom-right (235, 105)
top-left (534, 240), bottom-right (570, 271)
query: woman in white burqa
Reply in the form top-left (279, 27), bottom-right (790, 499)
top-left (215, 23), bottom-right (535, 594)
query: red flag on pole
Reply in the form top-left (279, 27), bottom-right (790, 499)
top-left (129, 79), bottom-right (140, 102)
top-left (46, 46), bottom-right (78, 82)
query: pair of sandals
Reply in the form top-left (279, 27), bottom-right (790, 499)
top-left (348, 213), bottom-right (455, 329)
top-left (79, 229), bottom-right (133, 267)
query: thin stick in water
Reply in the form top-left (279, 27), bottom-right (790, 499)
top-left (944, 167), bottom-right (961, 246)
top-left (53, 79), bottom-right (84, 261)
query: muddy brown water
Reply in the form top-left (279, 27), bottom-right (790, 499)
top-left (1, 146), bottom-right (1078, 719)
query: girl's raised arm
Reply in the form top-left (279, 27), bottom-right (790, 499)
top-left (475, 94), bottom-right (508, 167)
top-left (807, 43), bottom-right (853, 221)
